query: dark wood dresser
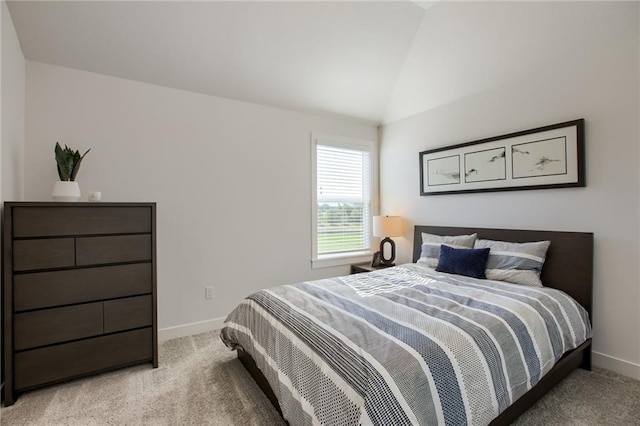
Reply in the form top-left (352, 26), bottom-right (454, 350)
top-left (2, 202), bottom-right (157, 406)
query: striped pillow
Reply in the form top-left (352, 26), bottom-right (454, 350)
top-left (474, 239), bottom-right (551, 287)
top-left (417, 232), bottom-right (477, 268)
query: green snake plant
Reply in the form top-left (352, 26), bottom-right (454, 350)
top-left (55, 142), bottom-right (91, 181)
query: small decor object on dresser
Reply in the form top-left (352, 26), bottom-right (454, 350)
top-left (1, 202), bottom-right (158, 406)
top-left (52, 142), bottom-right (91, 201)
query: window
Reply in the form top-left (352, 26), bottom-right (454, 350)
top-left (311, 133), bottom-right (377, 268)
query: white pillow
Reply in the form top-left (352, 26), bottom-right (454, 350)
top-left (474, 239), bottom-right (551, 287)
top-left (417, 232), bottom-right (477, 268)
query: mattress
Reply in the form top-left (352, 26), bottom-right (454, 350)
top-left (220, 264), bottom-right (591, 426)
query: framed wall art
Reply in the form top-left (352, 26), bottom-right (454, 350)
top-left (419, 119), bottom-right (585, 195)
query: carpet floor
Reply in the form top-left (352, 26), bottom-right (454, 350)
top-left (1, 331), bottom-right (638, 425)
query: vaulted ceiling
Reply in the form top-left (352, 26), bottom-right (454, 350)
top-left (7, 1), bottom-right (427, 124)
top-left (8, 2), bottom-right (631, 125)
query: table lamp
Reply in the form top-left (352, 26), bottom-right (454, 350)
top-left (372, 215), bottom-right (402, 266)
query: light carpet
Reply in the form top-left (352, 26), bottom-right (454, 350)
top-left (1, 331), bottom-right (638, 425)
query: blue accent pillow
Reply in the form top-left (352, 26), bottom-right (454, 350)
top-left (435, 245), bottom-right (490, 279)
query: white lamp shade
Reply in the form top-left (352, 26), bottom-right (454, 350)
top-left (373, 215), bottom-right (402, 237)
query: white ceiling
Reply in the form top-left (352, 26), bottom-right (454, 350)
top-left (384, 1), bottom-right (639, 123)
top-left (7, 1), bottom-right (426, 124)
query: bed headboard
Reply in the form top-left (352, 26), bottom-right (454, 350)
top-left (412, 225), bottom-right (594, 317)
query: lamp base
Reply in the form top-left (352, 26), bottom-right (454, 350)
top-left (379, 237), bottom-right (396, 266)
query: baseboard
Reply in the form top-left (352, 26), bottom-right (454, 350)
top-left (592, 351), bottom-right (640, 380)
top-left (158, 317), bottom-right (226, 341)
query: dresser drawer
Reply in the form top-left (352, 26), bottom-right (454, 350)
top-left (104, 295), bottom-right (152, 333)
top-left (76, 234), bottom-right (151, 266)
top-left (14, 263), bottom-right (153, 311)
top-left (14, 328), bottom-right (153, 390)
top-left (13, 238), bottom-right (75, 271)
top-left (14, 302), bottom-right (103, 350)
top-left (13, 206), bottom-right (152, 237)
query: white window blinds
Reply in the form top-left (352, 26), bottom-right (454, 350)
top-left (315, 141), bottom-right (372, 256)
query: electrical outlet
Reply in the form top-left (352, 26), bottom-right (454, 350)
top-left (205, 286), bottom-right (214, 300)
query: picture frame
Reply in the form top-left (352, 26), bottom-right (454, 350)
top-left (419, 119), bottom-right (585, 195)
top-left (371, 251), bottom-right (382, 267)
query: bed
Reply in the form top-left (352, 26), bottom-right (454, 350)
top-left (220, 225), bottom-right (593, 425)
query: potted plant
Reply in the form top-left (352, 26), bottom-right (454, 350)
top-left (52, 142), bottom-right (91, 201)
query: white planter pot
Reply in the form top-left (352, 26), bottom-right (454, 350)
top-left (52, 181), bottom-right (81, 202)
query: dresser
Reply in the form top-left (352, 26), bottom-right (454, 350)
top-left (2, 202), bottom-right (157, 406)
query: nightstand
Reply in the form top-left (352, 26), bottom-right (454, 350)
top-left (350, 262), bottom-right (395, 274)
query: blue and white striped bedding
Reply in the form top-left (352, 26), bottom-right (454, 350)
top-left (220, 263), bottom-right (591, 426)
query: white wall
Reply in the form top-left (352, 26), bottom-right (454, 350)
top-left (24, 61), bottom-right (378, 337)
top-left (380, 2), bottom-right (640, 379)
top-left (1, 0), bottom-right (26, 390)
top-left (1, 0), bottom-right (25, 202)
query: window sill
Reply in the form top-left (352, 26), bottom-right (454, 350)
top-left (311, 252), bottom-right (373, 269)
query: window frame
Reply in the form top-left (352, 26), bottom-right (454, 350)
top-left (311, 132), bottom-right (378, 269)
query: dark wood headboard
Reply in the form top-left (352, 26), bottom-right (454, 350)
top-left (412, 225), bottom-right (594, 317)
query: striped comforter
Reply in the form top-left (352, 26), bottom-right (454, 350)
top-left (220, 264), bottom-right (591, 426)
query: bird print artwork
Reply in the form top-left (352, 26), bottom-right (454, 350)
top-left (436, 170), bottom-right (461, 181)
top-left (512, 137), bottom-right (567, 178)
top-left (427, 155), bottom-right (461, 186)
top-left (464, 147), bottom-right (506, 183)
top-left (488, 151), bottom-right (506, 162)
top-left (425, 128), bottom-right (576, 193)
top-left (512, 146), bottom-right (530, 155)
top-left (533, 156), bottom-right (561, 170)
